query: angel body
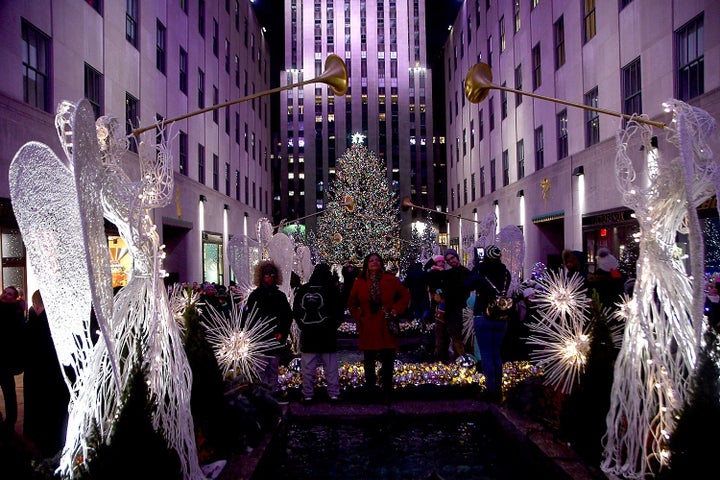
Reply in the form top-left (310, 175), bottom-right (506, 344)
top-left (10, 100), bottom-right (203, 479)
top-left (602, 101), bottom-right (717, 478)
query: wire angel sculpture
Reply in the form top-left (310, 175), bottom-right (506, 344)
top-left (601, 101), bottom-right (719, 479)
top-left (10, 99), bottom-right (204, 480)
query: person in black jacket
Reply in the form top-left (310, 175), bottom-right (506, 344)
top-left (243, 260), bottom-right (293, 403)
top-left (23, 290), bottom-right (70, 457)
top-left (293, 263), bottom-right (344, 403)
top-left (466, 245), bottom-right (512, 403)
top-left (0, 285), bottom-right (25, 433)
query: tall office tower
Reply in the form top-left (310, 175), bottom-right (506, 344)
top-left (279, 0), bottom-right (436, 234)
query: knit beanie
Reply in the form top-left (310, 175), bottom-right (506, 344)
top-left (444, 248), bottom-right (459, 258)
top-left (486, 245), bottom-right (502, 260)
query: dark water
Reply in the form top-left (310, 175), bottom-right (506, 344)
top-left (252, 414), bottom-right (560, 480)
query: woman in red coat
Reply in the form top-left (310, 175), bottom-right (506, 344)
top-left (347, 252), bottom-right (410, 403)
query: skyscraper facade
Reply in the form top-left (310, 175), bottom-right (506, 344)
top-left (278, 0), bottom-right (437, 233)
top-left (0, 1), bottom-right (273, 288)
top-left (444, 0), bottom-right (720, 276)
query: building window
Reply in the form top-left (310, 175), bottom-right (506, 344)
top-left (676, 14), bottom-right (704, 101)
top-left (499, 16), bottom-right (506, 52)
top-left (583, 0), bottom-right (596, 44)
top-left (212, 86), bottom-right (219, 124)
top-left (126, 0), bottom-right (138, 47)
top-left (213, 154), bottom-right (219, 190)
top-left (514, 65), bottom-right (522, 105)
top-left (179, 47), bottom-right (188, 94)
top-left (235, 113), bottom-right (240, 143)
top-left (156, 20), bottom-right (166, 74)
top-left (584, 87), bottom-right (600, 147)
top-left (463, 178), bottom-right (468, 205)
top-left (470, 120), bottom-right (475, 149)
top-left (21, 21), bottom-right (50, 112)
top-left (84, 63), bottom-right (103, 118)
top-left (198, 68), bottom-right (205, 109)
top-left (198, 0), bottom-right (205, 37)
top-left (554, 16), bottom-right (565, 70)
top-left (235, 170), bottom-right (240, 200)
top-left (478, 109), bottom-right (484, 141)
top-left (198, 144), bottom-right (206, 184)
top-left (212, 18), bottom-right (218, 57)
top-left (534, 126), bottom-right (544, 171)
top-left (513, 0), bottom-right (521, 33)
top-left (125, 93), bottom-right (138, 153)
top-left (622, 57), bottom-right (642, 123)
top-left (490, 159), bottom-right (497, 193)
top-left (500, 85), bottom-right (507, 119)
top-left (557, 109), bottom-right (568, 160)
top-left (480, 166), bottom-right (486, 197)
top-left (471, 173), bottom-right (476, 201)
top-left (179, 131), bottom-right (188, 175)
top-left (225, 162), bottom-right (230, 195)
top-left (532, 43), bottom-right (541, 90)
top-left (487, 35), bottom-right (493, 68)
top-left (516, 140), bottom-right (525, 180)
top-left (502, 150), bottom-right (509, 186)
top-left (489, 97), bottom-right (495, 131)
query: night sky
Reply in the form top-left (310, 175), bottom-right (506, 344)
top-left (252, 0), bottom-right (463, 133)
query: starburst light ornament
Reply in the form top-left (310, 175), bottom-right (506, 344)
top-left (526, 269), bottom-right (592, 394)
top-left (203, 301), bottom-right (277, 382)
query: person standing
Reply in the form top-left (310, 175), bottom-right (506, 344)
top-left (403, 261), bottom-right (430, 326)
top-left (0, 285), bottom-right (25, 433)
top-left (466, 245), bottom-right (512, 403)
top-left (23, 290), bottom-right (70, 457)
top-left (293, 263), bottom-right (344, 403)
top-left (243, 261), bottom-right (293, 404)
top-left (347, 253), bottom-right (410, 404)
top-left (441, 248), bottom-right (471, 362)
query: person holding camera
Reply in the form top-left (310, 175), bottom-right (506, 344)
top-left (466, 245), bottom-right (511, 403)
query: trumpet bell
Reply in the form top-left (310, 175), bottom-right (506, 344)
top-left (400, 195), bottom-right (415, 212)
top-left (318, 54), bottom-right (349, 96)
top-left (465, 63), bottom-right (494, 104)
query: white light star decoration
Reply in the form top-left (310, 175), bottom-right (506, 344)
top-left (203, 300), bottom-right (276, 382)
top-left (351, 131), bottom-right (366, 145)
top-left (525, 269), bottom-right (592, 394)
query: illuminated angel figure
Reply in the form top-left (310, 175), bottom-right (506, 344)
top-left (10, 99), bottom-right (204, 480)
top-left (602, 101), bottom-right (718, 479)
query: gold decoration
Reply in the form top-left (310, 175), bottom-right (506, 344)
top-left (333, 232), bottom-right (343, 243)
top-left (541, 178), bottom-right (551, 200)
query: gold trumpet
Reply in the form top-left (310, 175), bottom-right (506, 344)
top-left (465, 62), bottom-right (665, 129)
top-left (274, 195), bottom-right (355, 230)
top-left (133, 54), bottom-right (349, 136)
top-left (401, 196), bottom-right (482, 224)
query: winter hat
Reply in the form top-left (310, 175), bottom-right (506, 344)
top-left (596, 247), bottom-right (619, 272)
top-left (444, 248), bottom-right (459, 259)
top-left (433, 255), bottom-right (445, 263)
top-left (486, 245), bottom-right (502, 260)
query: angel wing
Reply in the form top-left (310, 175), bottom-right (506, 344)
top-left (294, 244), bottom-right (314, 283)
top-left (267, 231), bottom-right (294, 299)
top-left (495, 224), bottom-right (525, 296)
top-left (9, 99), bottom-right (118, 395)
top-left (228, 233), bottom-right (261, 290)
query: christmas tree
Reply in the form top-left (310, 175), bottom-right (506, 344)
top-left (316, 143), bottom-right (401, 266)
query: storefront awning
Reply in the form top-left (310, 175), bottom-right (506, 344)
top-left (532, 210), bottom-right (565, 224)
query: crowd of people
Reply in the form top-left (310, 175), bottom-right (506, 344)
top-left (0, 244), bottom-right (652, 463)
